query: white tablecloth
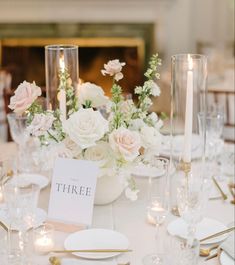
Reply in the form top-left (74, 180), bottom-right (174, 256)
top-left (0, 142), bottom-right (234, 265)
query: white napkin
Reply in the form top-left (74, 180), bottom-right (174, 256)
top-left (220, 233), bottom-right (235, 259)
top-left (61, 259), bottom-right (116, 265)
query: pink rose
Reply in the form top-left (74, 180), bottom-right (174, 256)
top-left (27, 113), bottom-right (55, 137)
top-left (109, 127), bottom-right (141, 161)
top-left (101, 59), bottom-right (126, 81)
top-left (8, 81), bottom-right (42, 114)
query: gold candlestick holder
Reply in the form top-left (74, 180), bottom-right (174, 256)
top-left (171, 160), bottom-right (192, 217)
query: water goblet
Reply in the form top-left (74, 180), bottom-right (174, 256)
top-left (198, 110), bottom-right (224, 175)
top-left (3, 182), bottom-right (40, 264)
top-left (143, 156), bottom-right (169, 265)
top-left (7, 113), bottom-right (28, 146)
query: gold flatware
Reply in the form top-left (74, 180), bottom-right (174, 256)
top-left (49, 256), bottom-right (130, 265)
top-left (209, 196), bottom-right (223, 201)
top-left (49, 257), bottom-right (61, 265)
top-left (228, 183), bottom-right (235, 204)
top-left (0, 221), bottom-right (8, 231)
top-left (52, 248), bottom-right (132, 253)
top-left (200, 244), bottom-right (219, 257)
top-left (212, 176), bottom-right (228, 201)
top-left (200, 226), bottom-right (235, 243)
top-left (205, 252), bottom-right (218, 261)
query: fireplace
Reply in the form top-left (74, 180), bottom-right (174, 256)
top-left (0, 23), bottom-right (155, 97)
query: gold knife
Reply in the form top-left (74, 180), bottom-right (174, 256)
top-left (52, 248), bottom-right (132, 253)
top-left (200, 226), bottom-right (235, 243)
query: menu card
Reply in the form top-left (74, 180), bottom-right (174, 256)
top-left (48, 158), bottom-right (98, 226)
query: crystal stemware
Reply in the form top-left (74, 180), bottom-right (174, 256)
top-left (198, 110), bottom-right (224, 174)
top-left (177, 173), bottom-right (205, 248)
top-left (143, 157), bottom-right (169, 265)
top-left (7, 113), bottom-right (28, 146)
top-left (3, 182), bottom-right (40, 264)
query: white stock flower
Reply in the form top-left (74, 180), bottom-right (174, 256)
top-left (148, 112), bottom-right (163, 129)
top-left (63, 108), bottom-right (109, 149)
top-left (109, 127), bottom-right (141, 162)
top-left (140, 125), bottom-right (162, 153)
top-left (84, 141), bottom-right (115, 168)
top-left (27, 113), bottom-right (55, 137)
top-left (78, 82), bottom-right (109, 108)
top-left (125, 187), bottom-right (139, 201)
top-left (146, 80), bottom-right (161, 97)
top-left (129, 118), bottom-right (145, 131)
top-left (120, 99), bottom-right (136, 120)
top-left (101, 59), bottom-right (126, 81)
top-left (8, 81), bottom-right (41, 114)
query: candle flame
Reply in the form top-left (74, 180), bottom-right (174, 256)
top-left (59, 55), bottom-right (65, 71)
top-left (188, 55), bottom-right (193, 70)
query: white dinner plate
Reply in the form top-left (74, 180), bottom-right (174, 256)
top-left (161, 134), bottom-right (202, 160)
top-left (132, 162), bottom-right (175, 178)
top-left (167, 217), bottom-right (228, 245)
top-left (219, 250), bottom-right (234, 265)
top-left (64, 228), bottom-right (129, 259)
top-left (0, 204), bottom-right (47, 230)
top-left (10, 173), bottom-right (49, 189)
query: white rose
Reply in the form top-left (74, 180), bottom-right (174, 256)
top-left (140, 125), bottom-right (162, 153)
top-left (84, 141), bottom-right (115, 168)
top-left (78, 82), bottom-right (109, 108)
top-left (27, 113), bottom-right (55, 137)
top-left (109, 127), bottom-right (141, 162)
top-left (63, 108), bottom-right (108, 149)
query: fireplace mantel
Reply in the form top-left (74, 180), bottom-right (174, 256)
top-left (0, 0), bottom-right (172, 23)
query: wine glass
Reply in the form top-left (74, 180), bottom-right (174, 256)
top-left (143, 157), bottom-right (169, 265)
top-left (177, 173), bottom-right (205, 248)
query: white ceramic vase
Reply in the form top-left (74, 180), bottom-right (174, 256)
top-left (94, 173), bottom-right (124, 205)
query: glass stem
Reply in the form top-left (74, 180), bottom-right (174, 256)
top-left (155, 223), bottom-right (161, 253)
top-left (187, 223), bottom-right (196, 247)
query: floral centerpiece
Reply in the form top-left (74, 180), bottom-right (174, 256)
top-left (8, 54), bottom-right (163, 204)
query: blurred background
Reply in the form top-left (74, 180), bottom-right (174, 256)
top-left (0, 0), bottom-right (234, 142)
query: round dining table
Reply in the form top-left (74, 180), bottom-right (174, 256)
top-left (0, 141), bottom-right (234, 265)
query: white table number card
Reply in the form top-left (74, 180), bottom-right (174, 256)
top-left (48, 158), bottom-right (98, 226)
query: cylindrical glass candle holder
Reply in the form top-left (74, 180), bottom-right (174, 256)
top-left (170, 54), bottom-right (207, 215)
top-left (45, 45), bottom-right (79, 121)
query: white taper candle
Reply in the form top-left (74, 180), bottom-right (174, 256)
top-left (183, 55), bottom-right (193, 163)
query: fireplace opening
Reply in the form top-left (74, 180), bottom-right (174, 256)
top-left (0, 37), bottom-right (145, 98)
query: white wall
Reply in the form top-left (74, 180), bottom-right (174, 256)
top-left (0, 0), bottom-right (233, 64)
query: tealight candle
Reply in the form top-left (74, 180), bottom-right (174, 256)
top-left (34, 224), bottom-right (54, 254)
